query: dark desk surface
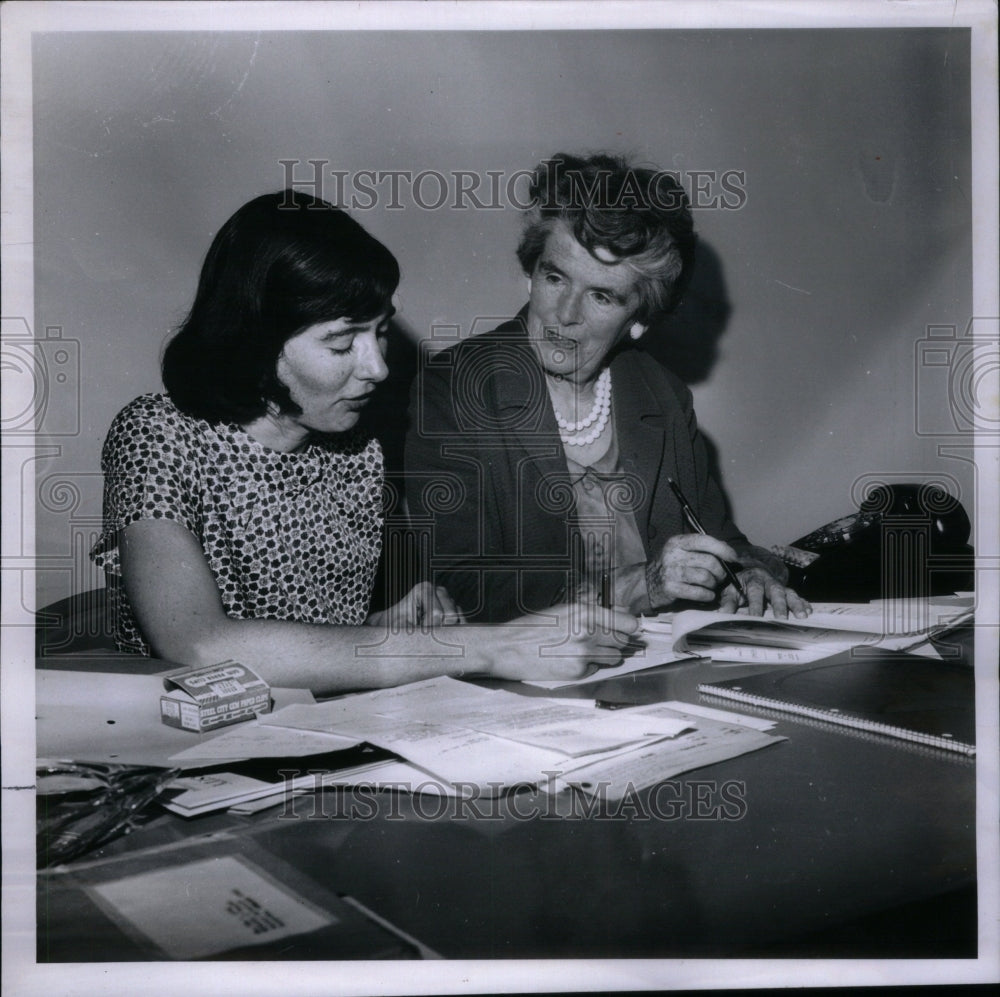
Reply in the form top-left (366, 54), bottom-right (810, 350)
top-left (36, 639), bottom-right (979, 961)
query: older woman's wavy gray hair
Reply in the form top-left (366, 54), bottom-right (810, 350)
top-left (516, 153), bottom-right (696, 320)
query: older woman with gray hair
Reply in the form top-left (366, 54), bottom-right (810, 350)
top-left (406, 152), bottom-right (809, 624)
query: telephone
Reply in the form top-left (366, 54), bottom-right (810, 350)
top-left (773, 483), bottom-right (974, 601)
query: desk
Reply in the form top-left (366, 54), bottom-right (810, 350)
top-left (36, 640), bottom-right (977, 960)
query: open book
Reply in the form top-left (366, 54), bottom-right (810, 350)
top-left (648, 599), bottom-right (973, 664)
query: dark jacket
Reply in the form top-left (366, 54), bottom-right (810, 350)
top-left (403, 316), bottom-right (750, 622)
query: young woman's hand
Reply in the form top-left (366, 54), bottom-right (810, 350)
top-left (366, 582), bottom-right (465, 629)
top-left (475, 603), bottom-right (642, 682)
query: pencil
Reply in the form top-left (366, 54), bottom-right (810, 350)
top-left (666, 477), bottom-right (748, 606)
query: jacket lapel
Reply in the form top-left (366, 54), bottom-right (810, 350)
top-left (488, 322), bottom-right (572, 550)
top-left (612, 349), bottom-right (667, 545)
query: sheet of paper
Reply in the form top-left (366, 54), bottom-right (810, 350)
top-left (544, 735), bottom-right (682, 780)
top-left (541, 702), bottom-right (775, 783)
top-left (673, 610), bottom-right (883, 653)
top-left (168, 718), bottom-right (360, 765)
top-left (354, 718), bottom-right (569, 787)
top-left (88, 855), bottom-right (334, 958)
top-left (639, 613), bottom-right (675, 635)
top-left (557, 722), bottom-right (784, 800)
top-left (624, 700), bottom-right (777, 732)
top-left (230, 758), bottom-right (491, 811)
top-left (803, 602), bottom-right (973, 636)
top-left (540, 703), bottom-right (764, 773)
top-left (163, 754), bottom-right (397, 816)
top-left (260, 676), bottom-right (501, 733)
top-left (318, 758), bottom-right (467, 796)
top-left (227, 761), bottom-right (452, 813)
top-left (351, 675), bottom-right (511, 718)
top-left (455, 696), bottom-right (688, 756)
top-left (266, 701), bottom-right (566, 788)
top-left (267, 678), bottom-right (688, 761)
top-left (523, 637), bottom-right (698, 689)
top-left (699, 630), bottom-right (952, 664)
top-left (896, 640), bottom-right (945, 659)
top-left (703, 643), bottom-right (837, 664)
top-left (162, 772), bottom-right (283, 815)
top-left (228, 791), bottom-right (308, 815)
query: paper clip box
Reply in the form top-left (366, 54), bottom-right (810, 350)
top-left (160, 660), bottom-right (271, 733)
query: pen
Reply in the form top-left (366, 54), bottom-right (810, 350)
top-left (666, 477), bottom-right (748, 607)
top-left (598, 572), bottom-right (612, 609)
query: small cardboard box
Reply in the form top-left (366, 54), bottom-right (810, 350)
top-left (160, 660), bottom-right (270, 733)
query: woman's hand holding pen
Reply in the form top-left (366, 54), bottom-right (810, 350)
top-left (646, 535), bottom-right (812, 619)
top-left (476, 604), bottom-right (642, 682)
top-left (646, 534), bottom-right (744, 608)
top-left (654, 476), bottom-right (810, 619)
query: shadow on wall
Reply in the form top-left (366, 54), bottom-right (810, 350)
top-left (642, 241), bottom-right (737, 522)
top-left (643, 240), bottom-right (731, 387)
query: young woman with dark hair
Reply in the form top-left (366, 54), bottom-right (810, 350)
top-left (92, 190), bottom-right (638, 694)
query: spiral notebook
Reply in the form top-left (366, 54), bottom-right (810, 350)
top-left (697, 647), bottom-right (975, 757)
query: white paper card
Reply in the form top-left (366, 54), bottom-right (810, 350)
top-left (89, 855), bottom-right (334, 959)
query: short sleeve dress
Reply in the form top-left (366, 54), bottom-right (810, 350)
top-left (90, 393), bottom-right (384, 654)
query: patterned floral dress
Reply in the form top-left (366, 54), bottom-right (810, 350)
top-left (91, 394), bottom-right (384, 654)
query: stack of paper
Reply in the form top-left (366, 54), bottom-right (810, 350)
top-left (161, 755), bottom-right (393, 817)
top-left (552, 701), bottom-right (779, 800)
top-left (257, 678), bottom-right (696, 788)
top-left (159, 678), bottom-right (784, 812)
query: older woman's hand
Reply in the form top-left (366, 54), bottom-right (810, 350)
top-left (367, 582), bottom-right (465, 629)
top-left (648, 535), bottom-right (811, 619)
top-left (720, 567), bottom-right (811, 619)
top-left (646, 534), bottom-right (743, 608)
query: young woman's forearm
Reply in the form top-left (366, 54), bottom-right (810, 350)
top-left (121, 521), bottom-right (639, 694)
top-left (167, 615), bottom-right (489, 695)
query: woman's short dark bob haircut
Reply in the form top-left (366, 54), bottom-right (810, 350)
top-left (516, 152), bottom-right (696, 320)
top-left (162, 189), bottom-right (399, 424)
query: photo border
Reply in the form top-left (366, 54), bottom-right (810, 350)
top-left (3, 2), bottom-right (998, 994)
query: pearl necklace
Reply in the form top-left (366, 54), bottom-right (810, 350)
top-left (552, 368), bottom-right (612, 447)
